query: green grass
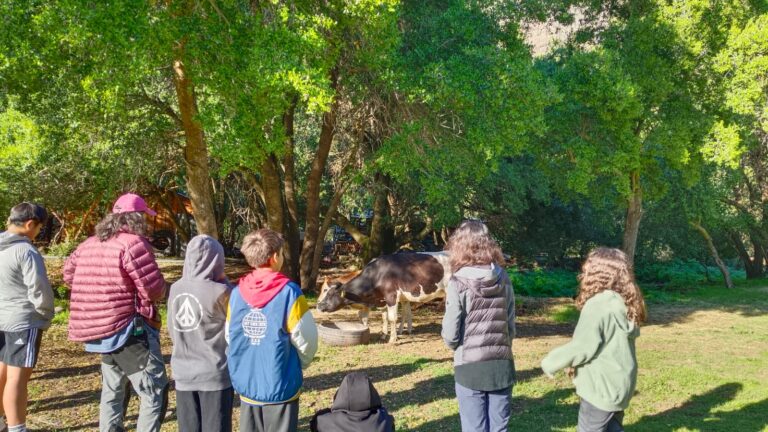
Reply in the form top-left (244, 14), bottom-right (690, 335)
top-left (35, 261), bottom-right (768, 432)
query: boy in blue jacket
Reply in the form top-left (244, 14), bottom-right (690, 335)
top-left (226, 229), bottom-right (318, 432)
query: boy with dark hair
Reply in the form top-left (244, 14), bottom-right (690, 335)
top-left (227, 229), bottom-right (318, 432)
top-left (0, 203), bottom-right (54, 432)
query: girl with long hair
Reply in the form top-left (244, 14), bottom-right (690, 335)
top-left (542, 247), bottom-right (646, 432)
top-left (441, 220), bottom-right (515, 432)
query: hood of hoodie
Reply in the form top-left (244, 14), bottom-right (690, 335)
top-left (598, 290), bottom-right (639, 336)
top-left (182, 235), bottom-right (226, 282)
top-left (0, 231), bottom-right (31, 252)
top-left (238, 267), bottom-right (291, 308)
top-left (453, 264), bottom-right (504, 298)
top-left (331, 372), bottom-right (382, 412)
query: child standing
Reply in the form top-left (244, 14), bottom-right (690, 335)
top-left (541, 247), bottom-right (646, 432)
top-left (227, 229), bottom-right (318, 432)
top-left (0, 203), bottom-right (54, 432)
top-left (167, 235), bottom-right (233, 432)
top-left (441, 220), bottom-right (516, 432)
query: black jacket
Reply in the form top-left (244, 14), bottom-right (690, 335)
top-left (310, 372), bottom-right (395, 432)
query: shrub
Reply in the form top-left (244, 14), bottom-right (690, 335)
top-left (507, 267), bottom-right (578, 297)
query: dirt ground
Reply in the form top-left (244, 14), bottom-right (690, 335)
top-left (24, 261), bottom-right (768, 431)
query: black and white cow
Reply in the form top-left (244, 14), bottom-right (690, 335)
top-left (316, 252), bottom-right (450, 343)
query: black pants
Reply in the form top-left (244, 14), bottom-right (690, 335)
top-left (176, 388), bottom-right (234, 432)
top-left (578, 398), bottom-right (625, 432)
top-left (240, 399), bottom-right (299, 432)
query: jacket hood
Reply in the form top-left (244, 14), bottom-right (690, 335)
top-left (238, 268), bottom-right (291, 308)
top-left (0, 232), bottom-right (30, 252)
top-left (182, 235), bottom-right (226, 282)
top-left (453, 264), bottom-right (504, 297)
top-left (331, 372), bottom-right (382, 412)
top-left (600, 290), bottom-right (639, 336)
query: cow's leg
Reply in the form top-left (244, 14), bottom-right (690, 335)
top-left (398, 301), bottom-right (412, 335)
top-left (404, 301), bottom-right (413, 334)
top-left (357, 308), bottom-right (369, 327)
top-left (381, 311), bottom-right (389, 336)
top-left (387, 303), bottom-right (399, 344)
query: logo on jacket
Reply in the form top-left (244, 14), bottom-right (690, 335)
top-left (242, 308), bottom-right (268, 345)
top-left (172, 294), bottom-right (203, 332)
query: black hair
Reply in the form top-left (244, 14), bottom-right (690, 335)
top-left (8, 202), bottom-right (48, 227)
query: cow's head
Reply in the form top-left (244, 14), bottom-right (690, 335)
top-left (316, 278), bottom-right (348, 313)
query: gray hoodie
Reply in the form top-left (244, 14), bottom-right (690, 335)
top-left (0, 232), bottom-right (54, 331)
top-left (167, 235), bottom-right (232, 391)
top-left (442, 264), bottom-right (516, 391)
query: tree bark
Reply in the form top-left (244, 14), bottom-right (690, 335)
top-left (728, 231), bottom-right (764, 279)
top-left (299, 69), bottom-right (339, 290)
top-left (309, 182), bottom-right (348, 290)
top-left (362, 177), bottom-right (389, 263)
top-left (260, 154), bottom-right (285, 232)
top-left (282, 98), bottom-right (301, 281)
top-left (172, 42), bottom-right (218, 239)
top-left (621, 171), bottom-right (643, 268)
top-left (690, 221), bottom-right (733, 289)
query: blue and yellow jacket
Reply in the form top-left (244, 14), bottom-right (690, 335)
top-left (227, 268), bottom-right (318, 405)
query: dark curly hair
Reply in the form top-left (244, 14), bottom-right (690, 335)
top-left (575, 247), bottom-right (647, 324)
top-left (445, 220), bottom-right (505, 272)
top-left (94, 212), bottom-right (147, 241)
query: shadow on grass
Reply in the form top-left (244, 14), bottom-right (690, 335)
top-left (300, 367), bottom-right (553, 432)
top-left (627, 383), bottom-right (768, 431)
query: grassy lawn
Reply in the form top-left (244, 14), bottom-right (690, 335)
top-left (28, 263), bottom-right (768, 431)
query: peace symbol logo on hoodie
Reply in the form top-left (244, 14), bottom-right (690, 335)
top-left (172, 293), bottom-right (203, 332)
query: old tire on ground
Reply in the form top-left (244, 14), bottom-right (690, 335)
top-left (317, 321), bottom-right (370, 346)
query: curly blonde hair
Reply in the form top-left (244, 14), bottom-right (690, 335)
top-left (445, 220), bottom-right (505, 272)
top-left (576, 247), bottom-right (647, 324)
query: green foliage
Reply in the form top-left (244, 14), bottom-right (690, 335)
top-left (507, 267), bottom-right (578, 297)
top-left (635, 260), bottom-right (746, 289)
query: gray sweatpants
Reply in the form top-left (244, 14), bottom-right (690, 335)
top-left (239, 399), bottom-right (299, 432)
top-left (99, 332), bottom-right (169, 432)
top-left (577, 398), bottom-right (625, 432)
top-left (455, 382), bottom-right (512, 432)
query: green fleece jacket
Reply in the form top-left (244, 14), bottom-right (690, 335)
top-left (541, 290), bottom-right (639, 412)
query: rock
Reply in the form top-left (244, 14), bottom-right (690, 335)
top-left (54, 306), bottom-right (64, 314)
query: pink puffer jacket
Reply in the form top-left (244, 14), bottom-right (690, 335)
top-left (63, 233), bottom-right (166, 342)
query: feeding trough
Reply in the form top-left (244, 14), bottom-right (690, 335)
top-left (317, 321), bottom-right (371, 346)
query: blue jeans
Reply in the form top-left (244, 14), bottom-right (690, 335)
top-left (455, 382), bottom-right (512, 432)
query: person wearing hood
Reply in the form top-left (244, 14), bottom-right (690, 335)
top-left (167, 235), bottom-right (233, 432)
top-left (441, 220), bottom-right (515, 432)
top-left (63, 193), bottom-right (168, 432)
top-left (309, 372), bottom-right (395, 432)
top-left (226, 228), bottom-right (318, 432)
top-left (0, 203), bottom-right (53, 432)
top-left (541, 248), bottom-right (646, 432)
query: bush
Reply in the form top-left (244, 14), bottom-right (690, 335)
top-left (634, 259), bottom-right (746, 289)
top-left (46, 240), bottom-right (79, 257)
top-left (508, 267), bottom-right (578, 297)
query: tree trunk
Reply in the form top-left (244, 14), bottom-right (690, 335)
top-left (621, 171), bottom-right (643, 268)
top-left (172, 43), bottom-right (218, 239)
top-left (299, 70), bottom-right (339, 290)
top-left (260, 155), bottom-right (285, 232)
top-left (362, 178), bottom-right (389, 263)
top-left (308, 183), bottom-right (348, 290)
top-left (282, 98), bottom-right (301, 281)
top-left (690, 221), bottom-right (733, 289)
top-left (729, 231), bottom-right (764, 279)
